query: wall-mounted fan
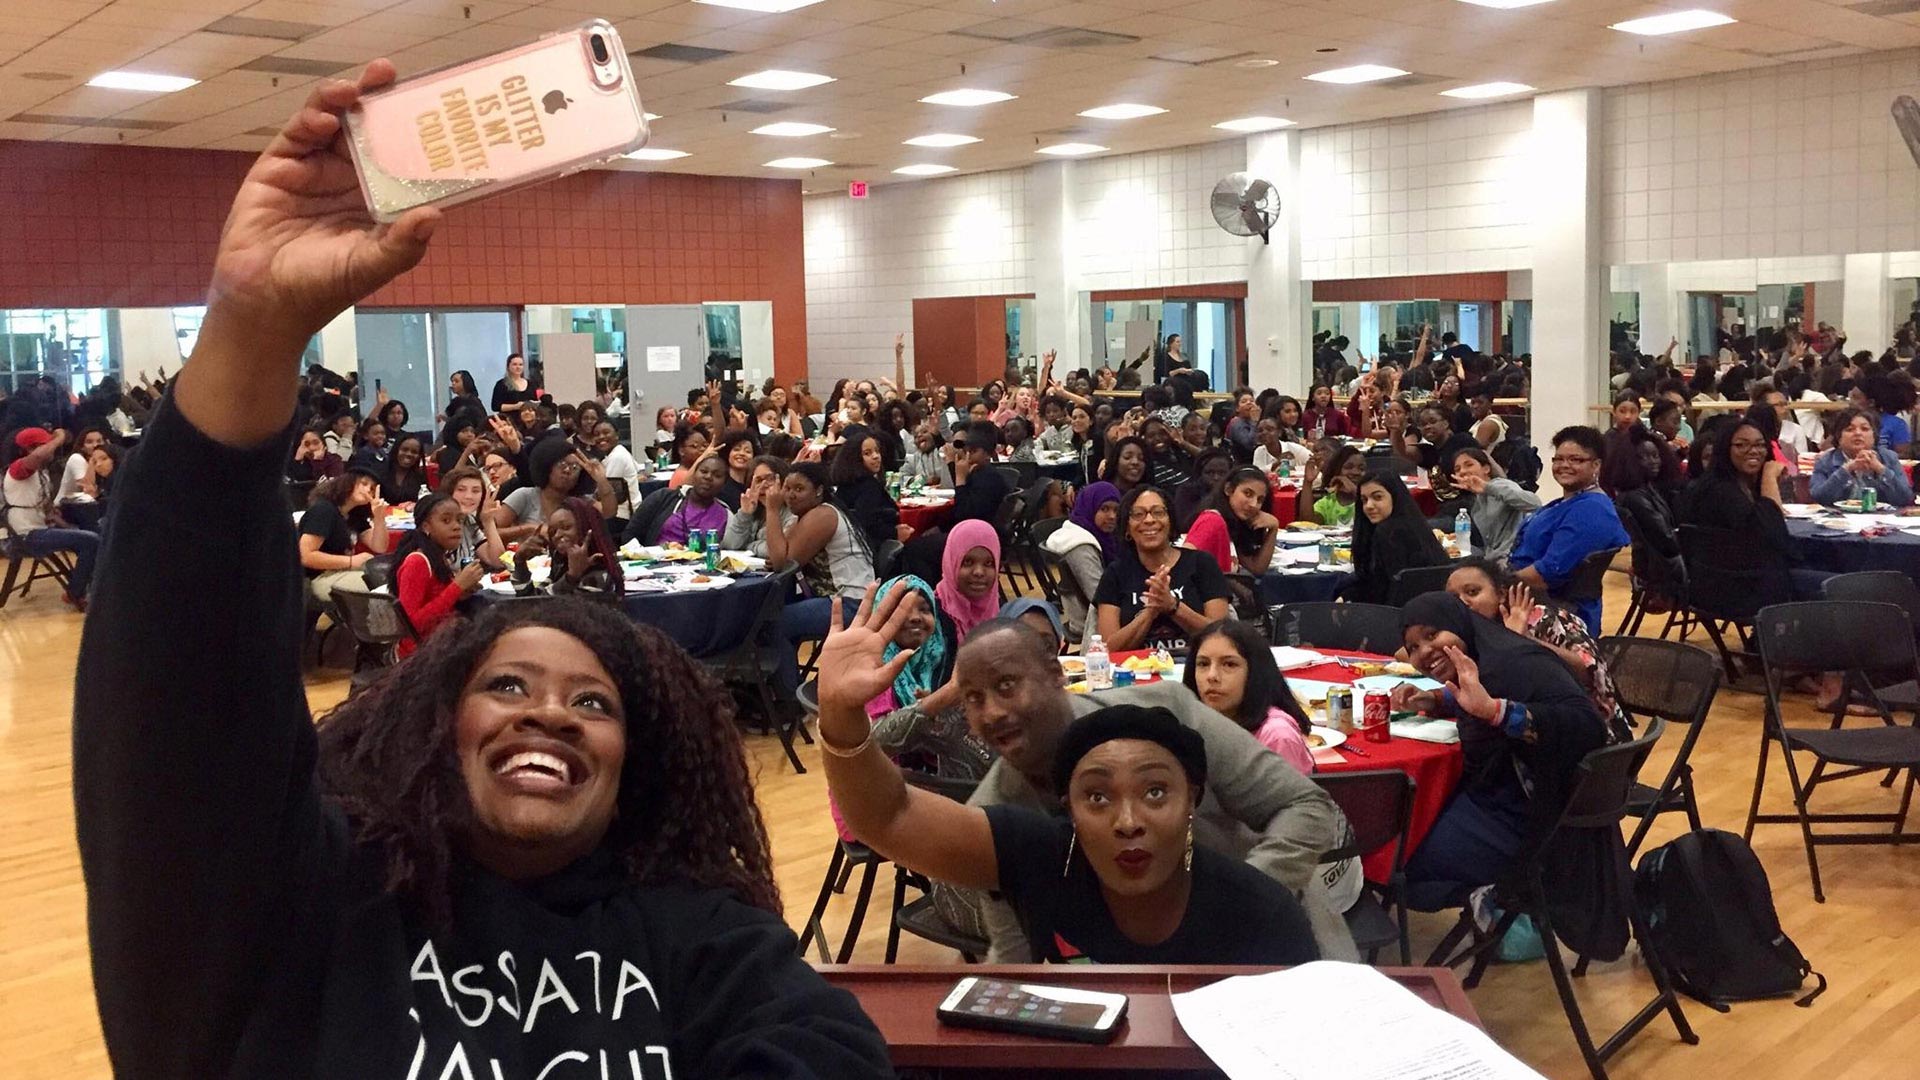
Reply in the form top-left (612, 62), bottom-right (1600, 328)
top-left (1210, 172), bottom-right (1279, 244)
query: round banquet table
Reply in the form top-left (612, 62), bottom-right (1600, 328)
top-left (476, 570), bottom-right (781, 660)
top-left (1786, 517), bottom-right (1920, 578)
top-left (1286, 653), bottom-right (1465, 883)
top-left (636, 477), bottom-right (670, 501)
top-left (1257, 566), bottom-right (1352, 605)
top-left (898, 498), bottom-right (955, 536)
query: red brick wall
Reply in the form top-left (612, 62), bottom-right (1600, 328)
top-left (0, 140), bottom-right (809, 382)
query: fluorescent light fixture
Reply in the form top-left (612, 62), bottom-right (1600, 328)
top-left (1610, 9), bottom-right (1735, 35)
top-left (625, 148), bottom-right (689, 161)
top-left (1441, 81), bottom-right (1535, 99)
top-left (1036, 142), bottom-right (1107, 156)
top-left (1305, 64), bottom-right (1408, 84)
top-left (1078, 103), bottom-right (1165, 120)
top-left (644, 112), bottom-right (661, 121)
top-left (894, 163), bottom-right (956, 176)
top-left (728, 69), bottom-right (834, 91)
top-left (1213, 115), bottom-right (1294, 132)
top-left (87, 70), bottom-right (198, 92)
top-left (1457, 0), bottom-right (1556, 7)
top-left (752, 121), bottom-right (835, 137)
top-left (765, 156), bottom-right (831, 168)
top-left (904, 133), bottom-right (980, 147)
top-left (695, 0), bottom-right (824, 10)
top-left (919, 88), bottom-right (1015, 107)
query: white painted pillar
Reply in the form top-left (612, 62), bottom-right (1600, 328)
top-left (318, 308), bottom-right (358, 377)
top-left (1244, 129), bottom-right (1310, 393)
top-left (1528, 89), bottom-right (1606, 494)
top-left (1842, 252), bottom-right (1890, 350)
top-left (1028, 160), bottom-right (1084, 370)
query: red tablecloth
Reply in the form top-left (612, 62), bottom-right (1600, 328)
top-left (1269, 481), bottom-right (1439, 527)
top-left (1107, 648), bottom-right (1463, 884)
top-left (899, 499), bottom-right (954, 535)
top-left (1291, 654), bottom-right (1464, 882)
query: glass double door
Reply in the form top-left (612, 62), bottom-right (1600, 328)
top-left (356, 309), bottom-right (517, 426)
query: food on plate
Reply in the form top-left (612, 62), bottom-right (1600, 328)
top-left (1286, 521), bottom-right (1322, 531)
top-left (1060, 658), bottom-right (1087, 676)
top-left (1835, 499), bottom-right (1865, 512)
top-left (1350, 661), bottom-right (1387, 678)
top-left (1384, 661), bottom-right (1420, 676)
top-left (1120, 653), bottom-right (1175, 675)
top-left (1306, 731), bottom-right (1327, 748)
top-left (690, 574), bottom-right (711, 584)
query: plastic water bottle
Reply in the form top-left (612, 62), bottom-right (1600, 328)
top-left (1085, 635), bottom-right (1113, 690)
top-left (1454, 509), bottom-right (1473, 554)
top-left (1317, 538), bottom-right (1334, 570)
top-left (1277, 456), bottom-right (1292, 481)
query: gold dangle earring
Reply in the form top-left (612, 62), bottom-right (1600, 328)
top-left (1063, 832), bottom-right (1077, 877)
top-left (1183, 818), bottom-right (1194, 873)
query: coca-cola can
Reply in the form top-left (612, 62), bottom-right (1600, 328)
top-left (1362, 691), bottom-right (1392, 743)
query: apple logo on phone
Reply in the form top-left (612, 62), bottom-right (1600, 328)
top-left (542, 91), bottom-right (571, 114)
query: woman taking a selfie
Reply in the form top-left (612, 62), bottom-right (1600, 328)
top-left (73, 62), bottom-right (888, 1079)
top-left (816, 593), bottom-right (1320, 965)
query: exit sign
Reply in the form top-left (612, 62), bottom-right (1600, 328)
top-left (848, 180), bottom-right (868, 199)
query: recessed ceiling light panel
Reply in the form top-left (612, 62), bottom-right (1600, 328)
top-left (1304, 64), bottom-right (1408, 84)
top-left (1441, 81), bottom-right (1535, 99)
top-left (765, 156), bottom-right (831, 168)
top-left (752, 121), bottom-right (835, 137)
top-left (1078, 103), bottom-right (1165, 120)
top-left (920, 89), bottom-right (1016, 107)
top-left (626, 148), bottom-right (689, 161)
top-left (904, 133), bottom-right (981, 147)
top-left (1213, 116), bottom-right (1294, 132)
top-left (87, 71), bottom-right (198, 92)
top-left (1610, 10), bottom-right (1735, 35)
top-left (894, 163), bottom-right (957, 176)
top-left (729, 69), bottom-right (834, 91)
top-left (695, 0), bottom-right (824, 10)
top-left (1037, 142), bottom-right (1107, 156)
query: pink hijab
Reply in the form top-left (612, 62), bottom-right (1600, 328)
top-left (934, 519), bottom-right (1003, 642)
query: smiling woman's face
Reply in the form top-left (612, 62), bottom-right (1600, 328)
top-left (454, 627), bottom-right (626, 880)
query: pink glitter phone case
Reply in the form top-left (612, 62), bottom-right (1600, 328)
top-left (344, 20), bottom-right (648, 222)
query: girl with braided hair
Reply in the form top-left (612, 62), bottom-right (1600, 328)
top-left (72, 60), bottom-right (888, 1079)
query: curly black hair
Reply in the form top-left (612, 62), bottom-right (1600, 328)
top-left (314, 598), bottom-right (779, 926)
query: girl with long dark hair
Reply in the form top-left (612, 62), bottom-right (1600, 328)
top-left (74, 65), bottom-right (887, 1078)
top-left (1184, 465), bottom-right (1281, 576)
top-left (1341, 471), bottom-right (1448, 606)
top-left (1102, 434), bottom-right (1151, 494)
top-left (1184, 619), bottom-right (1310, 769)
top-left (828, 425), bottom-right (900, 550)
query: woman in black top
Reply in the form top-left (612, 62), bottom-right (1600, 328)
top-left (72, 69), bottom-right (888, 1079)
top-left (380, 432), bottom-right (429, 506)
top-left (717, 430), bottom-right (758, 511)
top-left (814, 607), bottom-right (1320, 967)
top-left (350, 416), bottom-right (388, 468)
top-left (376, 397), bottom-right (412, 441)
top-left (828, 424), bottom-right (901, 552)
top-left (1341, 470), bottom-right (1448, 606)
top-left (1093, 486), bottom-right (1232, 653)
top-left (447, 369), bottom-right (483, 417)
top-left (1681, 418), bottom-right (1828, 600)
top-left (1102, 434), bottom-right (1150, 495)
top-left (433, 413), bottom-right (484, 477)
top-left (490, 352), bottom-right (537, 412)
top-left (1172, 447), bottom-right (1234, 534)
top-left (1139, 418), bottom-right (1194, 489)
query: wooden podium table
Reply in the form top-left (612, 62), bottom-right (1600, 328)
top-left (820, 964), bottom-right (1480, 1077)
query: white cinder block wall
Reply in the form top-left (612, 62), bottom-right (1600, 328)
top-left (1299, 102), bottom-right (1534, 281)
top-left (801, 47), bottom-right (1920, 384)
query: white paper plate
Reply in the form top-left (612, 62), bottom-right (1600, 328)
top-left (1307, 725), bottom-right (1347, 750)
top-left (1277, 530), bottom-right (1323, 545)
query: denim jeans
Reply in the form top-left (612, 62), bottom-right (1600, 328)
top-left (21, 527), bottom-right (100, 601)
top-left (777, 595), bottom-right (863, 693)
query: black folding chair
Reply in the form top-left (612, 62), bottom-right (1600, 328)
top-left (1823, 572), bottom-right (1920, 719)
top-left (872, 538), bottom-right (905, 582)
top-left (1615, 508), bottom-right (1693, 640)
top-left (1745, 601), bottom-right (1920, 902)
top-left (1388, 564), bottom-right (1455, 607)
top-left (1031, 518), bottom-right (1091, 648)
top-left (991, 490), bottom-right (1033, 593)
top-left (327, 584), bottom-right (418, 691)
top-left (0, 515), bottom-right (74, 610)
top-left (1314, 769), bottom-right (1416, 964)
top-left (1429, 721), bottom-right (1697, 1080)
top-left (887, 772), bottom-right (989, 963)
top-left (1562, 546), bottom-right (1621, 610)
top-left (797, 833), bottom-right (887, 964)
top-left (1599, 636), bottom-right (1722, 857)
top-left (1268, 601), bottom-right (1404, 654)
top-left (707, 568), bottom-right (809, 774)
top-left (1679, 525), bottom-right (1788, 681)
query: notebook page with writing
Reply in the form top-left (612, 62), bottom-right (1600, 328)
top-left (1170, 962), bottom-right (1543, 1080)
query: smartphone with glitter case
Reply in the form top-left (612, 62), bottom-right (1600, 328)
top-left (344, 20), bottom-right (648, 222)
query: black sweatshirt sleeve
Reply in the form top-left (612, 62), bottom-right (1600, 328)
top-left (658, 889), bottom-right (893, 1078)
top-left (73, 394), bottom-right (348, 1077)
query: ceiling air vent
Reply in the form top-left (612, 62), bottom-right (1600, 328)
top-left (1022, 27), bottom-right (1140, 49)
top-left (204, 16), bottom-right (324, 41)
top-left (237, 56), bottom-right (359, 77)
top-left (715, 98), bottom-right (795, 114)
top-left (1847, 0), bottom-right (1920, 15)
top-left (12, 113), bottom-right (175, 131)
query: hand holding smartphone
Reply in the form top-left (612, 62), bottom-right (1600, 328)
top-left (344, 20), bottom-right (649, 221)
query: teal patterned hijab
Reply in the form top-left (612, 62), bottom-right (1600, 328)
top-left (875, 575), bottom-right (952, 714)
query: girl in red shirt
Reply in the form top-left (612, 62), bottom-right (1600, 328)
top-left (392, 493), bottom-right (486, 657)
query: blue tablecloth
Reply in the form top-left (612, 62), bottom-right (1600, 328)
top-left (1258, 568), bottom-right (1352, 605)
top-left (636, 477), bottom-right (670, 500)
top-left (476, 572), bottom-right (782, 660)
top-left (1787, 518), bottom-right (1920, 578)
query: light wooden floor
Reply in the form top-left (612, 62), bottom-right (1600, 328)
top-left (6, 571), bottom-right (1920, 1079)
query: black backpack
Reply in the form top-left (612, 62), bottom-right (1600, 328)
top-left (1633, 829), bottom-right (1825, 1011)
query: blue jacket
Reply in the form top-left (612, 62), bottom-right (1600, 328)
top-left (1809, 447), bottom-right (1915, 507)
top-left (1508, 489), bottom-right (1630, 635)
